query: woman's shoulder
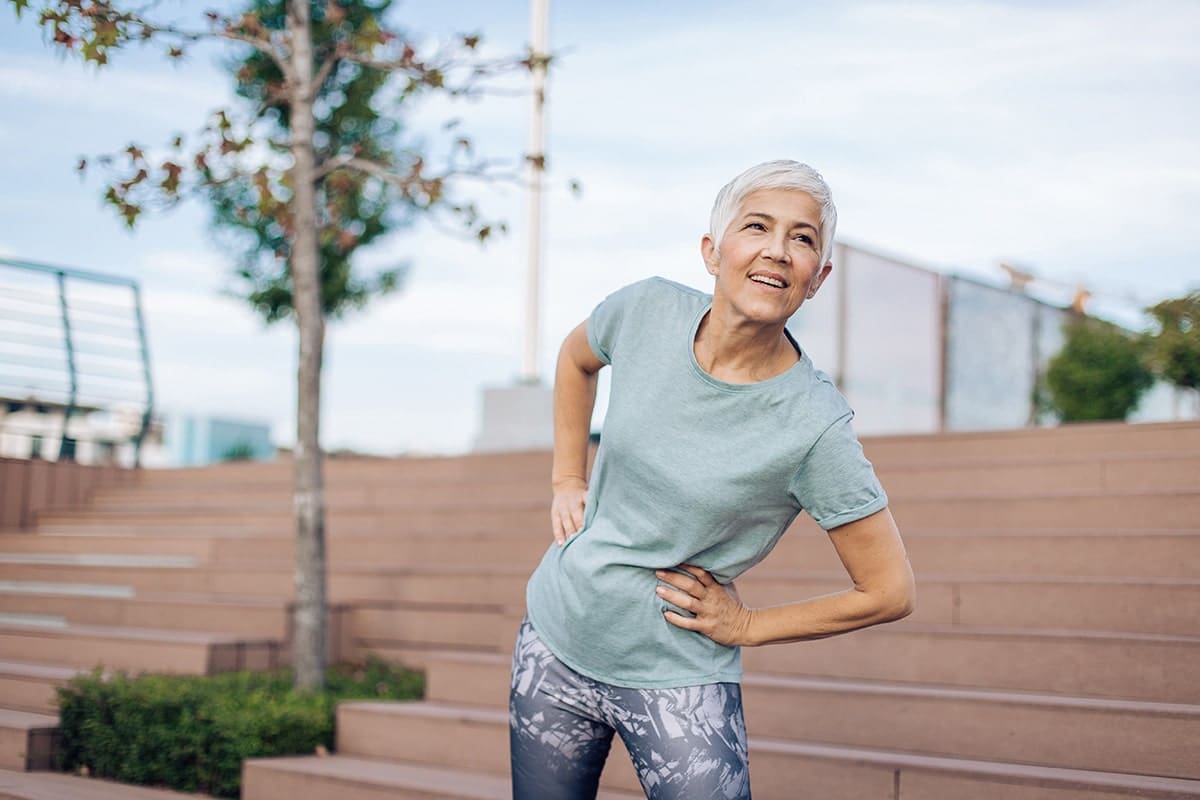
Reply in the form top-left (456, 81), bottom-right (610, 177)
top-left (598, 276), bottom-right (709, 321)
top-left (788, 358), bottom-right (855, 422)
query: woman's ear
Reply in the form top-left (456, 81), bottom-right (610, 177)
top-left (700, 234), bottom-right (719, 276)
top-left (807, 262), bottom-right (834, 298)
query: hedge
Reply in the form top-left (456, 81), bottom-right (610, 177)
top-left (56, 659), bottom-right (423, 798)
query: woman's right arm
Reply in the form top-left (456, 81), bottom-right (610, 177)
top-left (550, 320), bottom-right (606, 545)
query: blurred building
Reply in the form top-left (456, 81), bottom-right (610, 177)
top-left (160, 412), bottom-right (274, 467)
top-left (788, 242), bottom-right (1195, 435)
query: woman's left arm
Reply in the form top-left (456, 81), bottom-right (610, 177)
top-left (657, 508), bottom-right (915, 647)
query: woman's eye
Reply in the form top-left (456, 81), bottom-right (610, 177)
top-left (745, 222), bottom-right (766, 231)
top-left (794, 234), bottom-right (814, 245)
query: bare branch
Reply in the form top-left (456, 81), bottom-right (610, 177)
top-left (207, 27), bottom-right (293, 83)
top-left (312, 47), bottom-right (341, 93)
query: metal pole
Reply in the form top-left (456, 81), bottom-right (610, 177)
top-left (521, 0), bottom-right (549, 384)
top-left (56, 271), bottom-right (79, 461)
top-left (131, 283), bottom-right (155, 468)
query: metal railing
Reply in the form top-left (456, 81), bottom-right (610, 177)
top-left (0, 257), bottom-right (154, 466)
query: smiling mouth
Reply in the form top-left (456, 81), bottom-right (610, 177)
top-left (749, 275), bottom-right (786, 289)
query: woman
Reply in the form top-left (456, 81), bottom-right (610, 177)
top-left (510, 160), bottom-right (916, 799)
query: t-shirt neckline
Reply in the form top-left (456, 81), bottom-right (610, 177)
top-left (686, 298), bottom-right (811, 393)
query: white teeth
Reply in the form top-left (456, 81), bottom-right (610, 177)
top-left (750, 275), bottom-right (785, 288)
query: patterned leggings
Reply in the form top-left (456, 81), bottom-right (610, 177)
top-left (509, 617), bottom-right (751, 799)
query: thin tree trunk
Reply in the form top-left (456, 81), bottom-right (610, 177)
top-left (286, 0), bottom-right (327, 692)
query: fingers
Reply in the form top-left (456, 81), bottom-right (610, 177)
top-left (550, 496), bottom-right (586, 547)
top-left (655, 582), bottom-right (696, 611)
top-left (679, 564), bottom-right (716, 585)
top-left (663, 609), bottom-right (700, 631)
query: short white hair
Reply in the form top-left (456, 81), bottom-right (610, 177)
top-left (709, 160), bottom-right (838, 266)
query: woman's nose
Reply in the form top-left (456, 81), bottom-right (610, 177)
top-left (763, 235), bottom-right (790, 263)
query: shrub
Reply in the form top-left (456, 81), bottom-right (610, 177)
top-left (56, 659), bottom-right (422, 799)
top-left (1145, 291), bottom-right (1200, 393)
top-left (1045, 315), bottom-right (1153, 422)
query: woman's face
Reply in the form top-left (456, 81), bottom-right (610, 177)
top-left (701, 188), bottom-right (832, 326)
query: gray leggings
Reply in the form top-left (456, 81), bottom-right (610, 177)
top-left (509, 618), bottom-right (751, 799)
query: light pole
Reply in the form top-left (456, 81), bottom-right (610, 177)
top-left (522, 0), bottom-right (550, 384)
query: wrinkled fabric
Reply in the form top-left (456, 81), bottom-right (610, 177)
top-left (510, 618), bottom-right (750, 799)
top-left (526, 276), bottom-right (887, 688)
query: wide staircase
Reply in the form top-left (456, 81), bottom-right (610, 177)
top-left (0, 421), bottom-right (1197, 799)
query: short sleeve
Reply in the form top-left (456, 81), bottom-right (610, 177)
top-left (788, 411), bottom-right (889, 530)
top-left (586, 279), bottom-right (652, 365)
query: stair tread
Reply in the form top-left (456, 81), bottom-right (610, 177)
top-left (760, 738), bottom-right (1200, 794)
top-left (427, 650), bottom-right (1200, 715)
top-left (245, 754), bottom-right (641, 799)
top-left (0, 768), bottom-right (211, 799)
top-left (0, 660), bottom-right (79, 681)
top-left (337, 701), bottom-right (1200, 795)
top-left (0, 709), bottom-right (58, 730)
top-left (0, 621), bottom-right (276, 644)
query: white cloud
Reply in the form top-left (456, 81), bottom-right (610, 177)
top-left (0, 61), bottom-right (230, 125)
top-left (4, 0), bottom-right (1199, 454)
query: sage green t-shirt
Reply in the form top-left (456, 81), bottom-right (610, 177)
top-left (524, 277), bottom-right (888, 689)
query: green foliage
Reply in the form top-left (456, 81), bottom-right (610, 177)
top-left (1045, 315), bottom-right (1154, 422)
top-left (1144, 290), bottom-right (1200, 392)
top-left (56, 659), bottom-right (423, 798)
top-left (210, 0), bottom-right (411, 325)
top-left (10, 0), bottom-right (514, 319)
top-left (220, 440), bottom-right (257, 461)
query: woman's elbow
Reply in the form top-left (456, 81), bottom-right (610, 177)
top-left (886, 570), bottom-right (917, 622)
top-left (874, 567), bottom-right (916, 623)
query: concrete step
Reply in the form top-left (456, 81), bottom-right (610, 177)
top-left (0, 563), bottom-right (286, 597)
top-left (877, 452), bottom-right (1200, 495)
top-left (743, 623), bottom-right (1200, 703)
top-left (242, 754), bottom-right (642, 800)
top-left (350, 604), bottom-right (520, 655)
top-left (425, 651), bottom-right (1200, 779)
top-left (0, 534), bottom-right (212, 559)
top-left (0, 711), bottom-right (57, 771)
top-left (37, 489), bottom-right (1200, 533)
top-left (102, 452), bottom-right (1200, 502)
top-left (138, 451), bottom-right (555, 488)
top-left (737, 571), bottom-right (1200, 636)
top-left (887, 491), bottom-right (1200, 530)
top-left (861, 420), bottom-right (1200, 461)
top-left (34, 507), bottom-right (548, 536)
top-left (765, 529), bottom-right (1200, 578)
top-left (89, 482), bottom-right (552, 511)
top-left (314, 566), bottom-right (1200, 637)
top-left (0, 661), bottom-right (75, 715)
top-left (0, 622), bottom-right (280, 675)
top-left (79, 527), bottom-right (1196, 581)
top-left (0, 769), bottom-right (212, 798)
top-left (335, 701), bottom-right (1200, 799)
top-left (0, 589), bottom-right (292, 638)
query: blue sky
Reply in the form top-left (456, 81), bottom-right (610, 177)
top-left (1, 1), bottom-right (1198, 454)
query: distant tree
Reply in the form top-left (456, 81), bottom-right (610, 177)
top-left (1045, 315), bottom-right (1154, 422)
top-left (1144, 291), bottom-right (1200, 405)
top-left (11, 0), bottom-right (532, 690)
top-left (211, 0), bottom-right (423, 322)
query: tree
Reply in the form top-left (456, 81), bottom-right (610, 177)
top-left (12, 0), bottom-right (527, 690)
top-left (1144, 291), bottom-right (1200, 406)
top-left (1044, 314), bottom-right (1154, 422)
top-left (212, 0), bottom-right (415, 322)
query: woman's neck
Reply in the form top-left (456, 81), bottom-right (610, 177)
top-left (693, 306), bottom-right (799, 384)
